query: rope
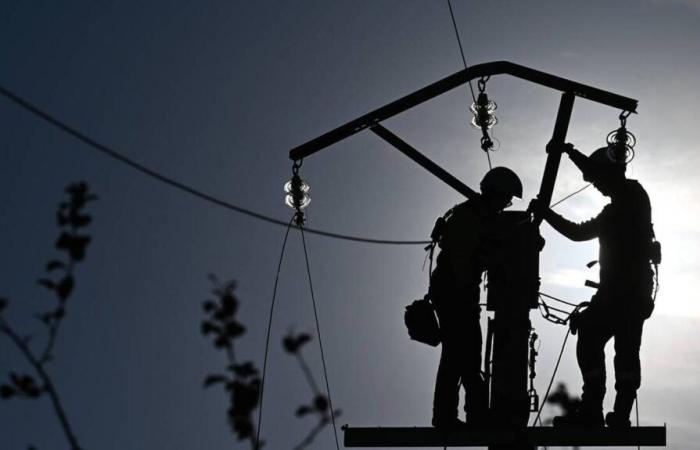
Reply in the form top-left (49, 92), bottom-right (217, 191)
top-left (532, 328), bottom-right (571, 426)
top-left (550, 183), bottom-right (592, 208)
top-left (0, 84), bottom-right (430, 246)
top-left (255, 216), bottom-right (295, 449)
top-left (300, 227), bottom-right (341, 450)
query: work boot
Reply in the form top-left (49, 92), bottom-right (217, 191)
top-left (465, 409), bottom-right (492, 427)
top-left (553, 407), bottom-right (604, 428)
top-left (464, 375), bottom-right (489, 427)
top-left (605, 391), bottom-right (635, 429)
top-left (431, 416), bottom-right (467, 429)
top-left (605, 411), bottom-right (631, 428)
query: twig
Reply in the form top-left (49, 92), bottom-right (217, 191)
top-left (295, 353), bottom-right (321, 396)
top-left (0, 317), bottom-right (81, 450)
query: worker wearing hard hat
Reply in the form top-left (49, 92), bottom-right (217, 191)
top-left (530, 143), bottom-right (657, 428)
top-left (430, 167), bottom-right (523, 429)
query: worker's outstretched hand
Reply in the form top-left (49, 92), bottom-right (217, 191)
top-left (545, 141), bottom-right (575, 155)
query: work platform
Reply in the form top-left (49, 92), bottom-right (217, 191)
top-left (343, 425), bottom-right (666, 447)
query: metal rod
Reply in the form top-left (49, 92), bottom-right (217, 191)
top-left (342, 426), bottom-right (666, 447)
top-left (369, 124), bottom-right (478, 200)
top-left (289, 61), bottom-right (638, 160)
top-left (534, 91), bottom-right (576, 227)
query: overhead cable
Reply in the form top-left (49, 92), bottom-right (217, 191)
top-left (0, 84), bottom-right (430, 246)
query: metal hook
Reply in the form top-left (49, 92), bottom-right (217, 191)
top-left (619, 110), bottom-right (632, 127)
top-left (292, 158), bottom-right (303, 175)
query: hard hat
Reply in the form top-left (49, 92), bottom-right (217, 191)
top-left (480, 166), bottom-right (523, 199)
top-left (571, 147), bottom-right (626, 182)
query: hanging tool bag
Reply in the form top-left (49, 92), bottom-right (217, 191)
top-left (403, 211), bottom-right (454, 347)
top-left (404, 295), bottom-right (441, 347)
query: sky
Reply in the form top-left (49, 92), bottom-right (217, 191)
top-left (1, 0), bottom-right (699, 449)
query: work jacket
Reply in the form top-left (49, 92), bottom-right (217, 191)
top-left (546, 179), bottom-right (654, 313)
top-left (430, 200), bottom-right (488, 311)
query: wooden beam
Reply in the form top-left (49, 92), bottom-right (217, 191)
top-left (343, 425), bottom-right (666, 447)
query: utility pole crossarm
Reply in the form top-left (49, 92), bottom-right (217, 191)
top-left (289, 61), bottom-right (638, 161)
top-left (370, 124), bottom-right (479, 200)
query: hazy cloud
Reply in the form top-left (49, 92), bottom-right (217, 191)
top-left (649, 0), bottom-right (700, 13)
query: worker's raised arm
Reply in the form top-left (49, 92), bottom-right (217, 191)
top-left (529, 197), bottom-right (602, 242)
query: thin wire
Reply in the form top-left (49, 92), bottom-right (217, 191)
top-left (255, 216), bottom-right (295, 448)
top-left (446, 0), bottom-right (476, 103)
top-left (0, 84), bottom-right (430, 246)
top-left (550, 183), bottom-right (592, 208)
top-left (532, 328), bottom-right (571, 426)
top-left (300, 227), bottom-right (340, 450)
top-left (446, 0), bottom-right (494, 172)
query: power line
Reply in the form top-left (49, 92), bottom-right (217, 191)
top-left (446, 0), bottom-right (493, 171)
top-left (0, 84), bottom-right (430, 246)
top-left (446, 0), bottom-right (477, 103)
top-left (0, 83), bottom-right (592, 245)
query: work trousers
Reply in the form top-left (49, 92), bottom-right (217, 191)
top-left (576, 306), bottom-right (645, 411)
top-left (432, 294), bottom-right (485, 422)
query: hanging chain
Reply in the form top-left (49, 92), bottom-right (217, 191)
top-left (528, 330), bottom-right (540, 412)
top-left (477, 76), bottom-right (490, 93)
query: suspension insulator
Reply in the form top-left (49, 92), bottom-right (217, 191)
top-left (284, 174), bottom-right (311, 211)
top-left (470, 92), bottom-right (498, 130)
top-left (606, 125), bottom-right (636, 163)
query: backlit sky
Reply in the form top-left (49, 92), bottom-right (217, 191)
top-left (1, 1), bottom-right (700, 449)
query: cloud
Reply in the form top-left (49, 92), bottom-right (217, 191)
top-left (649, 0), bottom-right (700, 13)
top-left (542, 268), bottom-right (591, 289)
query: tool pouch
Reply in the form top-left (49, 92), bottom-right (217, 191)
top-left (404, 296), bottom-right (441, 346)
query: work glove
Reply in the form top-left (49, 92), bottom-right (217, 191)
top-left (569, 310), bottom-right (581, 335)
top-left (568, 302), bottom-right (592, 335)
top-left (545, 141), bottom-right (575, 155)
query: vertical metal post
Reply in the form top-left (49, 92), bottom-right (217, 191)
top-left (534, 91), bottom-right (576, 225)
top-left (487, 211), bottom-right (541, 450)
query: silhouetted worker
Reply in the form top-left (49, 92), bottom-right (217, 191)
top-left (429, 167), bottom-right (523, 428)
top-left (530, 143), bottom-right (656, 428)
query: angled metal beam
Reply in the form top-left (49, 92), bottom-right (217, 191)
top-left (370, 124), bottom-right (478, 200)
top-left (289, 61), bottom-right (638, 161)
top-left (534, 91), bottom-right (576, 226)
top-left (343, 426), bottom-right (667, 447)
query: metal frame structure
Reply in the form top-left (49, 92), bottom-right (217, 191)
top-left (288, 60), bottom-right (637, 223)
top-left (287, 61), bottom-right (664, 448)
